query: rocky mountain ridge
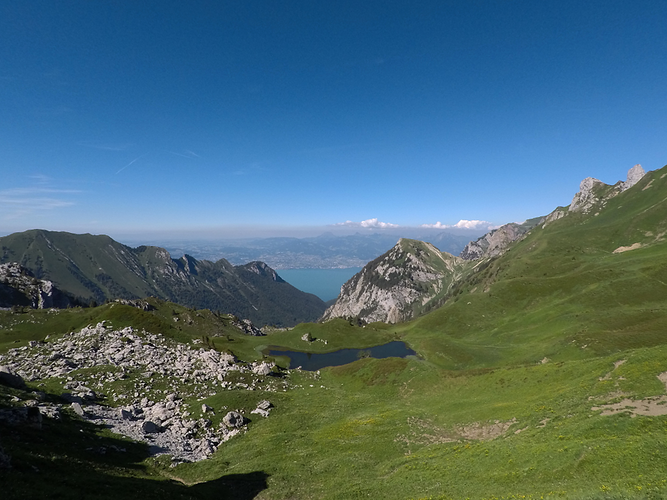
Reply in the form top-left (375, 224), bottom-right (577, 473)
top-left (0, 230), bottom-right (325, 326)
top-left (324, 164), bottom-right (650, 324)
top-left (322, 238), bottom-right (464, 324)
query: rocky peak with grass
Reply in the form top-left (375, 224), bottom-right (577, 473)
top-left (322, 238), bottom-right (464, 324)
top-left (568, 164), bottom-right (646, 214)
top-left (460, 221), bottom-right (531, 261)
top-left (459, 215), bottom-right (546, 262)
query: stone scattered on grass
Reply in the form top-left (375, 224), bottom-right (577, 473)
top-left (0, 322), bottom-right (288, 463)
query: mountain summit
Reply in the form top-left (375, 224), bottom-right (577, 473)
top-left (321, 238), bottom-right (464, 324)
top-left (323, 163), bottom-right (654, 326)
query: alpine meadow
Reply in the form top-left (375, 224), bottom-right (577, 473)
top-left (2, 2), bottom-right (667, 499)
top-left (1, 164), bottom-right (667, 499)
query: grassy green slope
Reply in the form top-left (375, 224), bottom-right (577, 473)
top-left (0, 230), bottom-right (154, 302)
top-left (4, 305), bottom-right (667, 498)
top-left (3, 168), bottom-right (667, 499)
top-left (401, 165), bottom-right (667, 369)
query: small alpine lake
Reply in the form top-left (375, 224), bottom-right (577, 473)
top-left (266, 340), bottom-right (418, 371)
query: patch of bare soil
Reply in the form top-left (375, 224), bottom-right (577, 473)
top-left (395, 416), bottom-right (518, 449)
top-left (457, 418), bottom-right (518, 440)
top-left (395, 417), bottom-right (458, 448)
top-left (642, 179), bottom-right (654, 190)
top-left (612, 243), bottom-right (642, 254)
top-left (536, 418), bottom-right (550, 428)
top-left (592, 371), bottom-right (667, 417)
top-left (599, 359), bottom-right (626, 381)
top-left (591, 396), bottom-right (667, 417)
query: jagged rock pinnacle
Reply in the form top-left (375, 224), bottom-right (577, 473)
top-left (620, 164), bottom-right (645, 191)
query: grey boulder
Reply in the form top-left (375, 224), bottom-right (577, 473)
top-left (222, 411), bottom-right (245, 428)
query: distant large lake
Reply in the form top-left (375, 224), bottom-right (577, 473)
top-left (278, 267), bottom-right (362, 302)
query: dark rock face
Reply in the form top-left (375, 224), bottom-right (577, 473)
top-left (0, 365), bottom-right (26, 389)
top-left (142, 421), bottom-right (162, 434)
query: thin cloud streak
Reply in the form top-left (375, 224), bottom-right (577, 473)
top-left (116, 153), bottom-right (149, 174)
top-left (77, 141), bottom-right (134, 151)
top-left (0, 186), bottom-right (79, 220)
top-left (421, 220), bottom-right (496, 230)
top-left (165, 150), bottom-right (200, 159)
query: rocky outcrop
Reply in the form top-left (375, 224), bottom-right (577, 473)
top-left (113, 298), bottom-right (156, 311)
top-left (0, 322), bottom-right (289, 463)
top-left (0, 263), bottom-right (74, 309)
top-left (322, 239), bottom-right (464, 324)
top-left (541, 207), bottom-right (567, 228)
top-left (569, 177), bottom-right (614, 213)
top-left (621, 164), bottom-right (646, 192)
top-left (231, 317), bottom-right (265, 336)
top-left (569, 164), bottom-right (646, 214)
top-left (459, 222), bottom-right (535, 261)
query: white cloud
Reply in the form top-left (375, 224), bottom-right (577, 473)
top-left (334, 218), bottom-right (399, 229)
top-left (421, 219), bottom-right (495, 230)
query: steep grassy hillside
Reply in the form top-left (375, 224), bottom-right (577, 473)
top-left (2, 166), bottom-right (667, 499)
top-left (401, 165), bottom-right (667, 369)
top-left (3, 308), bottom-right (667, 499)
top-left (0, 230), bottom-right (326, 326)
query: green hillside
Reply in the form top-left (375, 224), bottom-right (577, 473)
top-left (2, 166), bottom-right (667, 499)
top-left (402, 165), bottom-right (667, 369)
top-left (0, 230), bottom-right (326, 327)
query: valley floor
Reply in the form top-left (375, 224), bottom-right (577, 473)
top-left (2, 308), bottom-right (667, 499)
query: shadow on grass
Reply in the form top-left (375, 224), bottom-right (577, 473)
top-left (187, 471), bottom-right (269, 498)
top-left (0, 388), bottom-right (269, 500)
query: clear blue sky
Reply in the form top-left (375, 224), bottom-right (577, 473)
top-left (1, 1), bottom-right (666, 239)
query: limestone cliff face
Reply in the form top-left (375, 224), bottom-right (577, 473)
top-left (621, 164), bottom-right (646, 192)
top-left (0, 263), bottom-right (74, 309)
top-left (459, 223), bottom-right (530, 261)
top-left (321, 239), bottom-right (464, 324)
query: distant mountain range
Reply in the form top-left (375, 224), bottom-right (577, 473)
top-left (0, 230), bottom-right (325, 327)
top-left (154, 230), bottom-right (483, 269)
